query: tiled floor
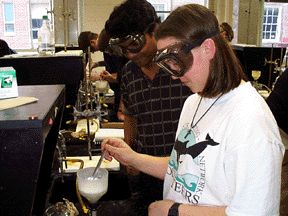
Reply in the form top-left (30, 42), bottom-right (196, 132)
top-left (281, 151), bottom-right (288, 216)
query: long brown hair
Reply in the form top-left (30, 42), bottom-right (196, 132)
top-left (155, 4), bottom-right (246, 98)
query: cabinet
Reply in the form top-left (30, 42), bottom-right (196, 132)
top-left (0, 55), bottom-right (83, 128)
top-left (0, 85), bottom-right (65, 216)
top-left (233, 45), bottom-right (286, 88)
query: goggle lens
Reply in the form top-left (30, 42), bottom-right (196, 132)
top-left (154, 43), bottom-right (194, 77)
top-left (154, 31), bottom-right (219, 77)
top-left (109, 34), bottom-right (146, 56)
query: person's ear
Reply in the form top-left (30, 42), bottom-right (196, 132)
top-left (90, 39), bottom-right (98, 50)
top-left (201, 38), bottom-right (216, 60)
top-left (90, 40), bottom-right (95, 46)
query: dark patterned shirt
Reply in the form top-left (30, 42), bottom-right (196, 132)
top-left (121, 61), bottom-right (191, 156)
top-left (267, 68), bottom-right (288, 134)
top-left (103, 53), bottom-right (128, 114)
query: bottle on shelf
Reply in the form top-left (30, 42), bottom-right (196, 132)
top-left (37, 15), bottom-right (55, 56)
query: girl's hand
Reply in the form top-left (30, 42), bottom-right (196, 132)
top-left (102, 138), bottom-right (137, 166)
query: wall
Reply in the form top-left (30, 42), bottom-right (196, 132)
top-left (282, 5), bottom-right (288, 43)
top-left (237, 0), bottom-right (264, 45)
top-left (0, 0), bottom-right (32, 49)
top-left (82, 0), bottom-right (122, 33)
top-left (210, 0), bottom-right (265, 46)
top-left (209, 0), bottom-right (235, 43)
top-left (209, 0), bottom-right (233, 24)
top-left (53, 0), bottom-right (79, 46)
top-left (81, 0), bottom-right (122, 61)
top-left (2, 0), bottom-right (287, 51)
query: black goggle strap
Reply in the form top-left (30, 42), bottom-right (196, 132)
top-left (107, 43), bottom-right (124, 56)
top-left (183, 31), bottom-right (219, 53)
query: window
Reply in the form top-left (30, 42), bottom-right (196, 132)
top-left (32, 19), bottom-right (42, 40)
top-left (0, 0), bottom-right (77, 50)
top-left (148, 0), bottom-right (208, 22)
top-left (262, 6), bottom-right (281, 42)
top-left (0, 0), bottom-right (51, 49)
top-left (31, 1), bottom-right (51, 48)
top-left (3, 3), bottom-right (15, 35)
top-left (147, 0), bottom-right (171, 22)
top-left (153, 4), bottom-right (169, 22)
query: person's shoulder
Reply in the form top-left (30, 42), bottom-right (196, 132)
top-left (280, 68), bottom-right (288, 81)
top-left (122, 61), bottom-right (139, 72)
top-left (104, 53), bottom-right (126, 61)
top-left (272, 68), bottom-right (288, 92)
top-left (121, 61), bottom-right (141, 78)
top-left (0, 39), bottom-right (16, 57)
top-left (0, 39), bottom-right (8, 45)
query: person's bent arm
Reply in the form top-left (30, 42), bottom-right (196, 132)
top-left (117, 99), bottom-right (125, 121)
top-left (100, 70), bottom-right (117, 83)
top-left (148, 200), bottom-right (226, 216)
top-left (131, 152), bottom-right (169, 180)
top-left (102, 138), bottom-right (169, 180)
top-left (123, 104), bottom-right (139, 175)
top-left (123, 112), bottom-right (137, 147)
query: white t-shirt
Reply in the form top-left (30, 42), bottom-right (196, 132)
top-left (163, 82), bottom-right (285, 216)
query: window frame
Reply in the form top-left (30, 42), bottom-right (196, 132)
top-left (262, 5), bottom-right (282, 43)
top-left (31, 18), bottom-right (42, 40)
top-left (152, 3), bottom-right (170, 22)
top-left (3, 2), bottom-right (15, 36)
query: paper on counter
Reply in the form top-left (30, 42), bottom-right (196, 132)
top-left (2, 52), bottom-right (39, 58)
top-left (76, 118), bottom-right (100, 134)
top-left (55, 50), bottom-right (83, 56)
top-left (94, 128), bottom-right (124, 141)
top-left (0, 96), bottom-right (38, 111)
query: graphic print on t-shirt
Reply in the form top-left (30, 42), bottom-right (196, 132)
top-left (168, 128), bottom-right (219, 203)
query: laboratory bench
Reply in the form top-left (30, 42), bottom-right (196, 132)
top-left (0, 85), bottom-right (65, 216)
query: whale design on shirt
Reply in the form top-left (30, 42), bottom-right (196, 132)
top-left (174, 132), bottom-right (219, 163)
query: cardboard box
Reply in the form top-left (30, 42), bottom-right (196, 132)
top-left (0, 67), bottom-right (18, 99)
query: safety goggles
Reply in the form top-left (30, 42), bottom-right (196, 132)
top-left (154, 33), bottom-right (218, 77)
top-left (153, 42), bottom-right (198, 77)
top-left (108, 34), bottom-right (146, 56)
top-left (108, 22), bottom-right (156, 56)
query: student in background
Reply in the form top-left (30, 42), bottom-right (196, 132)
top-left (78, 31), bottom-right (105, 70)
top-left (267, 68), bottom-right (288, 144)
top-left (266, 68), bottom-right (288, 216)
top-left (78, 31), bottom-right (98, 53)
top-left (97, 29), bottom-right (128, 121)
top-left (0, 39), bottom-right (16, 57)
top-left (220, 22), bottom-right (234, 43)
top-left (78, 30), bottom-right (127, 121)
